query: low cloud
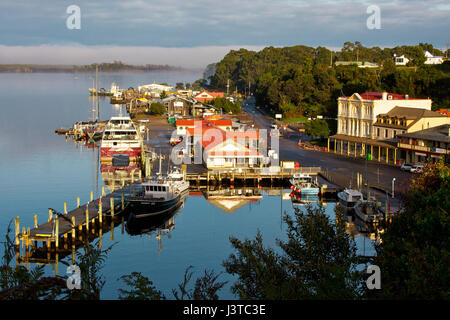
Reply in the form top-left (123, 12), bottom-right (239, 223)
top-left (0, 45), bottom-right (266, 69)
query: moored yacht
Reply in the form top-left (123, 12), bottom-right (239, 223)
top-left (100, 116), bottom-right (142, 162)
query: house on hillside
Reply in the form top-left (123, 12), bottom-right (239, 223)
top-left (393, 54), bottom-right (410, 66)
top-left (424, 51), bottom-right (445, 65)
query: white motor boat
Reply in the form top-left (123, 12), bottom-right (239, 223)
top-left (337, 188), bottom-right (363, 210)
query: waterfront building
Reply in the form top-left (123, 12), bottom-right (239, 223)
top-left (182, 119), bottom-right (263, 169)
top-left (175, 118), bottom-right (232, 136)
top-left (373, 106), bottom-right (450, 140)
top-left (194, 90), bottom-right (225, 103)
top-left (163, 95), bottom-right (196, 116)
top-left (337, 92), bottom-right (432, 139)
top-left (397, 124), bottom-right (450, 163)
top-left (329, 92), bottom-right (432, 165)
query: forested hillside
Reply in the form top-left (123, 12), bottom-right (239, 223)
top-left (209, 42), bottom-right (450, 118)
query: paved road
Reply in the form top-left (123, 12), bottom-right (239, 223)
top-left (242, 99), bottom-right (412, 195)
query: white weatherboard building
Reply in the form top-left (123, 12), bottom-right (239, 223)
top-left (393, 54), bottom-right (410, 66)
top-left (424, 51), bottom-right (445, 65)
top-left (138, 83), bottom-right (173, 93)
top-left (337, 92), bottom-right (432, 139)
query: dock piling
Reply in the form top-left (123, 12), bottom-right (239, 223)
top-left (85, 206), bottom-right (89, 231)
top-left (14, 217), bottom-right (20, 246)
top-left (55, 218), bottom-right (59, 249)
top-left (110, 197), bottom-right (115, 218)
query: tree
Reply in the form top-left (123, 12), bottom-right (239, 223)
top-left (370, 160), bottom-right (450, 299)
top-left (149, 102), bottom-right (166, 115)
top-left (304, 119), bottom-right (330, 138)
top-left (223, 205), bottom-right (364, 299)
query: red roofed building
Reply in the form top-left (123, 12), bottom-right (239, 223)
top-left (194, 90), bottom-right (225, 103)
top-left (182, 120), bottom-right (264, 168)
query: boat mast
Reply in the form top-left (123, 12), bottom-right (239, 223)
top-left (96, 65), bottom-right (99, 121)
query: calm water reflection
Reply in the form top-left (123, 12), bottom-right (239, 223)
top-left (0, 72), bottom-right (376, 299)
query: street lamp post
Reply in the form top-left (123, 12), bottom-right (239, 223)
top-left (392, 178), bottom-right (396, 198)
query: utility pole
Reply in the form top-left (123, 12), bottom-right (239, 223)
top-left (226, 79), bottom-right (230, 96)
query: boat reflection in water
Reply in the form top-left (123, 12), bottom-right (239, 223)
top-left (126, 191), bottom-right (189, 252)
top-left (203, 186), bottom-right (263, 214)
top-left (100, 162), bottom-right (142, 192)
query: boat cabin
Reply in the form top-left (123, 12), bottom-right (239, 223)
top-left (142, 180), bottom-right (175, 199)
top-left (340, 189), bottom-right (363, 203)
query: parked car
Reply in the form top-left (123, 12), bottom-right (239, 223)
top-left (400, 163), bottom-right (413, 172)
top-left (410, 164), bottom-right (424, 173)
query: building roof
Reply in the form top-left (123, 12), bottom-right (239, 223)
top-left (374, 106), bottom-right (447, 129)
top-left (360, 92), bottom-right (405, 100)
top-left (176, 119), bottom-right (232, 127)
top-left (397, 124), bottom-right (450, 143)
top-left (380, 106), bottom-right (445, 119)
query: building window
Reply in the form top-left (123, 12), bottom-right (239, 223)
top-left (393, 130), bottom-right (397, 137)
top-left (385, 129), bottom-right (388, 138)
top-left (377, 128), bottom-right (380, 137)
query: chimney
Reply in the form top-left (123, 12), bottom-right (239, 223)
top-left (382, 92), bottom-right (388, 100)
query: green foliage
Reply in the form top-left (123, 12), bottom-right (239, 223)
top-left (118, 272), bottom-right (165, 300)
top-left (211, 97), bottom-right (241, 114)
top-left (304, 119), bottom-right (330, 138)
top-left (371, 161), bottom-right (450, 299)
top-left (149, 102), bottom-right (166, 115)
top-left (73, 242), bottom-right (115, 299)
top-left (210, 42), bottom-right (450, 115)
top-left (223, 205), bottom-right (364, 299)
top-left (172, 266), bottom-right (227, 300)
top-left (0, 222), bottom-right (69, 300)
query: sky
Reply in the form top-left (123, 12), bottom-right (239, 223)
top-left (0, 0), bottom-right (449, 68)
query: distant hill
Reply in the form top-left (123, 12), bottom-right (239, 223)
top-left (0, 61), bottom-right (183, 73)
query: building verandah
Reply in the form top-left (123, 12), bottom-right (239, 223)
top-left (328, 134), bottom-right (401, 165)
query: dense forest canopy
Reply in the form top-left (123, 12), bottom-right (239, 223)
top-left (209, 42), bottom-right (450, 118)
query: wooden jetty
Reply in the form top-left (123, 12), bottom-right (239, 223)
top-left (185, 166), bottom-right (321, 185)
top-left (14, 182), bottom-right (142, 268)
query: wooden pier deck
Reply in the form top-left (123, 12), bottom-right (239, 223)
top-left (15, 183), bottom-right (142, 252)
top-left (185, 166), bottom-right (322, 185)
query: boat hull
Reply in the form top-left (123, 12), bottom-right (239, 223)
top-left (100, 147), bottom-right (141, 161)
top-left (128, 194), bottom-right (180, 218)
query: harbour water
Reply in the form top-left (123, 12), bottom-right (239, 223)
top-left (0, 72), bottom-right (376, 299)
